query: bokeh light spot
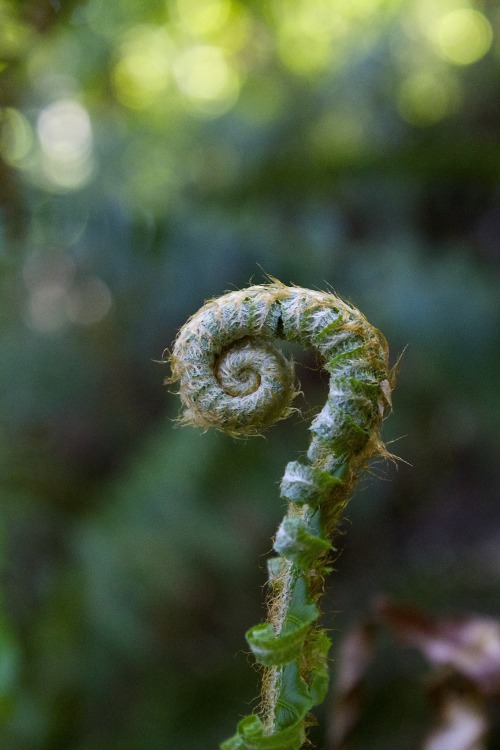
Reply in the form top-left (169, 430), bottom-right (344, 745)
top-left (38, 100), bottom-right (91, 160)
top-left (23, 250), bottom-right (75, 332)
top-left (66, 277), bottom-right (113, 326)
top-left (175, 0), bottom-right (231, 35)
top-left (273, 1), bottom-right (344, 74)
top-left (23, 250), bottom-right (76, 292)
top-left (433, 9), bottom-right (493, 66)
top-left (23, 251), bottom-right (112, 330)
top-left (277, 24), bottom-right (333, 74)
top-left (37, 99), bottom-right (94, 190)
top-left (112, 25), bottom-right (174, 110)
top-left (27, 284), bottom-right (69, 332)
top-left (273, 0), bottom-right (393, 75)
top-left (0, 13), bottom-right (32, 57)
top-left (397, 73), bottom-right (458, 126)
top-left (173, 45), bottom-right (240, 115)
top-left (0, 108), bottom-right (34, 167)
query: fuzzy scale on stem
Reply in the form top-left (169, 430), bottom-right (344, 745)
top-left (168, 282), bottom-right (395, 750)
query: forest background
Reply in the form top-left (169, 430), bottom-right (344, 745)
top-left (0, 0), bottom-right (499, 748)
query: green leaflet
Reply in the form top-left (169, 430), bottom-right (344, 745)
top-left (310, 314), bottom-right (343, 346)
top-left (323, 343), bottom-right (366, 371)
top-left (245, 603), bottom-right (319, 667)
top-left (310, 404), bottom-right (369, 454)
top-left (220, 732), bottom-right (245, 750)
top-left (274, 517), bottom-right (331, 570)
top-left (274, 660), bottom-right (314, 730)
top-left (280, 461), bottom-right (342, 507)
top-left (304, 630), bottom-right (331, 706)
top-left (221, 631), bottom-right (332, 749)
top-left (170, 282), bottom-right (393, 750)
top-left (221, 713), bottom-right (305, 750)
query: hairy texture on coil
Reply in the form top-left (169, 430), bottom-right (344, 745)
top-left (169, 287), bottom-right (298, 435)
top-left (168, 281), bottom-right (395, 750)
top-left (169, 282), bottom-right (391, 451)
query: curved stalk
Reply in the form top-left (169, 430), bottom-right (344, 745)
top-left (168, 281), bottom-right (395, 750)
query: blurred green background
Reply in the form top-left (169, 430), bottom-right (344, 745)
top-left (0, 0), bottom-right (499, 748)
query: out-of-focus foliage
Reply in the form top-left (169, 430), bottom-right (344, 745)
top-left (328, 601), bottom-right (500, 750)
top-left (0, 0), bottom-right (499, 748)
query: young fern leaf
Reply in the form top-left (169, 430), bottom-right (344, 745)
top-left (168, 282), bottom-right (395, 750)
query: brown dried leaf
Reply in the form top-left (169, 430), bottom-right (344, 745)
top-left (422, 678), bottom-right (488, 750)
top-left (375, 598), bottom-right (500, 696)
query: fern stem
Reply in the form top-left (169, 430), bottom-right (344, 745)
top-left (168, 281), bottom-right (395, 750)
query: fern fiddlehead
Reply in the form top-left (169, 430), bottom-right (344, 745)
top-left (169, 281), bottom-right (394, 750)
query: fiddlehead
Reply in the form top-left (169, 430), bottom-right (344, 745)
top-left (168, 281), bottom-right (394, 750)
